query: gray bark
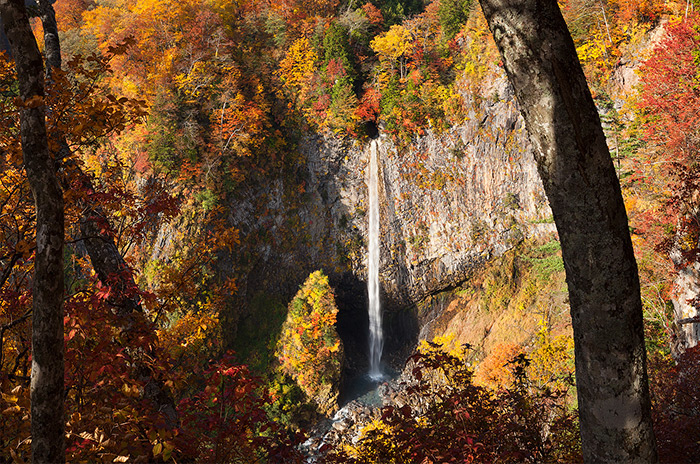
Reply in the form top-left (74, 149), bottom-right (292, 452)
top-left (0, 0), bottom-right (65, 462)
top-left (35, 1), bottom-right (177, 425)
top-left (34, 0), bottom-right (141, 317)
top-left (477, 0), bottom-right (657, 462)
top-left (38, 0), bottom-right (60, 73)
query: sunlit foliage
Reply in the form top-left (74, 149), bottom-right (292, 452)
top-left (276, 270), bottom-right (344, 415)
top-left (324, 340), bottom-right (581, 463)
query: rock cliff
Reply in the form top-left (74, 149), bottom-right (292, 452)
top-left (222, 70), bottom-right (554, 372)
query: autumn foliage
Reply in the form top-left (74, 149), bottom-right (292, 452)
top-left (324, 340), bottom-right (581, 463)
top-left (276, 270), bottom-right (344, 415)
top-left (2, 0), bottom-right (700, 461)
top-left (649, 346), bottom-right (700, 463)
top-left (634, 14), bottom-right (700, 261)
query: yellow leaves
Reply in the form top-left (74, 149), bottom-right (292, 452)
top-left (419, 333), bottom-right (467, 360)
top-left (276, 270), bottom-right (342, 404)
top-left (279, 37), bottom-right (318, 90)
top-left (1, 386), bottom-right (21, 405)
top-left (371, 25), bottom-right (414, 61)
top-left (328, 340), bottom-right (340, 353)
top-left (174, 61), bottom-right (216, 99)
top-left (157, 310), bottom-right (221, 376)
top-left (121, 383), bottom-right (140, 398)
top-left (528, 319), bottom-right (574, 390)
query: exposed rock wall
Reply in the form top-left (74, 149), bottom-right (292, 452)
top-left (222, 71), bottom-right (553, 367)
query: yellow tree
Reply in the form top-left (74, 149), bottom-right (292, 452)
top-left (276, 271), bottom-right (343, 415)
top-left (371, 24), bottom-right (414, 79)
top-left (278, 36), bottom-right (317, 93)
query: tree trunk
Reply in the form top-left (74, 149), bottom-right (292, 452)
top-left (34, 0), bottom-right (177, 426)
top-left (0, 1), bottom-right (65, 462)
top-left (477, 0), bottom-right (657, 462)
top-left (38, 0), bottom-right (60, 73)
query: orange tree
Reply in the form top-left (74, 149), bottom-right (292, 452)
top-left (0, 40), bottom-right (298, 462)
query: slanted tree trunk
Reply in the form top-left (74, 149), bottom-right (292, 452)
top-left (477, 0), bottom-right (657, 462)
top-left (38, 0), bottom-right (60, 73)
top-left (0, 0), bottom-right (65, 462)
top-left (34, 0), bottom-right (177, 426)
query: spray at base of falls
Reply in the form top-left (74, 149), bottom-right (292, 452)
top-left (368, 139), bottom-right (384, 381)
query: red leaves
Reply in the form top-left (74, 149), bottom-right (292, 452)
top-left (362, 3), bottom-right (383, 26)
top-left (176, 351), bottom-right (304, 463)
top-left (649, 346), bottom-right (700, 463)
top-left (325, 344), bottom-right (580, 463)
top-left (631, 13), bottom-right (700, 286)
top-left (355, 87), bottom-right (381, 122)
top-left (639, 17), bottom-right (700, 165)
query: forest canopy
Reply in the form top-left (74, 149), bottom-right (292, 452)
top-left (1, 0), bottom-right (700, 461)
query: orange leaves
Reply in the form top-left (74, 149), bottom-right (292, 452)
top-left (0, 64), bottom-right (35, 463)
top-left (83, 0), bottom-right (226, 100)
top-left (0, 383), bottom-right (30, 460)
top-left (276, 271), bottom-right (343, 413)
top-left (157, 311), bottom-right (221, 364)
top-left (474, 342), bottom-right (524, 390)
top-left (213, 88), bottom-right (268, 158)
top-left (53, 0), bottom-right (93, 31)
top-left (269, 0), bottom-right (339, 37)
top-left (12, 95), bottom-right (44, 108)
top-left (362, 2), bottom-right (384, 26)
top-left (611, 0), bottom-right (664, 24)
top-left (41, 48), bottom-right (148, 160)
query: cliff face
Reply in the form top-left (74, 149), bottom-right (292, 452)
top-left (222, 71), bottom-right (553, 368)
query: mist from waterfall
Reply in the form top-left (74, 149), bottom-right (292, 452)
top-left (368, 139), bottom-right (384, 381)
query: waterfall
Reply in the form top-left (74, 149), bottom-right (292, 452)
top-left (368, 139), bottom-right (384, 380)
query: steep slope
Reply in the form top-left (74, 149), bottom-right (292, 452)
top-left (221, 69), bottom-right (553, 372)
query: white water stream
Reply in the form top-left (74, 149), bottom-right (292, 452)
top-left (368, 139), bottom-right (384, 380)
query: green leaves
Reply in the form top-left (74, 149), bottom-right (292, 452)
top-left (276, 270), bottom-right (343, 415)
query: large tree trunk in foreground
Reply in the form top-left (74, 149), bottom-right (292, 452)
top-left (477, 0), bottom-right (657, 462)
top-left (0, 0), bottom-right (65, 462)
top-left (35, 0), bottom-right (177, 425)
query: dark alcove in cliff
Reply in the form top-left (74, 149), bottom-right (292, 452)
top-left (334, 273), bottom-right (370, 379)
top-left (333, 272), bottom-right (419, 404)
top-left (362, 120), bottom-right (379, 139)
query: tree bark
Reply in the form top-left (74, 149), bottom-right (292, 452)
top-left (34, 0), bottom-right (177, 426)
top-left (34, 0), bottom-right (144, 315)
top-left (38, 0), bottom-right (60, 73)
top-left (477, 0), bottom-right (657, 462)
top-left (0, 0), bottom-right (65, 462)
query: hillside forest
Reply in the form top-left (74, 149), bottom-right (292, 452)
top-left (2, 0), bottom-right (700, 462)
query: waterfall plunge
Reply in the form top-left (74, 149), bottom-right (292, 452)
top-left (368, 139), bottom-right (384, 381)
